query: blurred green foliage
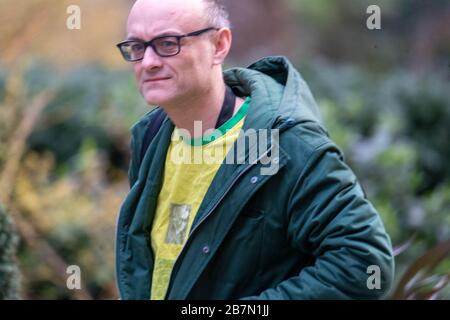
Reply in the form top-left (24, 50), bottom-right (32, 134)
top-left (0, 61), bottom-right (149, 299)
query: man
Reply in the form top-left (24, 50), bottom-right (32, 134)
top-left (115, 0), bottom-right (394, 300)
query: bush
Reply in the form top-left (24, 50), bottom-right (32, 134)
top-left (0, 205), bottom-right (21, 299)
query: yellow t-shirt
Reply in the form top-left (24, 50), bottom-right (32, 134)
top-left (150, 97), bottom-right (250, 300)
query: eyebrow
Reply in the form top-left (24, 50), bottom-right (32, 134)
top-left (126, 36), bottom-right (144, 41)
top-left (126, 30), bottom-right (184, 41)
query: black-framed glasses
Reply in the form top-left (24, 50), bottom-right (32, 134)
top-left (116, 27), bottom-right (219, 62)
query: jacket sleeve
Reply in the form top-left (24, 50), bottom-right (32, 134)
top-left (243, 142), bottom-right (395, 300)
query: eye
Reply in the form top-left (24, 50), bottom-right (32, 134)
top-left (155, 36), bottom-right (178, 48)
top-left (130, 42), bottom-right (145, 52)
top-left (159, 40), bottom-right (178, 48)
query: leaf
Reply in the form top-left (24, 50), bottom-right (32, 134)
top-left (392, 239), bottom-right (450, 299)
top-left (393, 233), bottom-right (417, 257)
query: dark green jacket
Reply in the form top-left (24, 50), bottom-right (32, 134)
top-left (115, 56), bottom-right (394, 300)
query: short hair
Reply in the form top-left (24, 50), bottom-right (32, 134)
top-left (203, 0), bottom-right (231, 29)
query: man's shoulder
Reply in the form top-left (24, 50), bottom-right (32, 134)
top-left (277, 120), bottom-right (346, 175)
top-left (130, 107), bottom-right (164, 138)
top-left (281, 121), bottom-right (334, 156)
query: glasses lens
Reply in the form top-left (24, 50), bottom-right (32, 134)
top-left (120, 41), bottom-right (145, 61)
top-left (153, 37), bottom-right (180, 57)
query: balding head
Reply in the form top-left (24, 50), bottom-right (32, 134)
top-left (127, 0), bottom-right (230, 37)
top-left (202, 0), bottom-right (231, 29)
top-left (127, 0), bottom-right (207, 39)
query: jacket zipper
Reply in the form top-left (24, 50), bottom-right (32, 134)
top-left (164, 145), bottom-right (274, 299)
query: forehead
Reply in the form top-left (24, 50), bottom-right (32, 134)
top-left (126, 0), bottom-right (207, 38)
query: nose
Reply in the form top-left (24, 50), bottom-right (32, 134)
top-left (140, 45), bottom-right (163, 70)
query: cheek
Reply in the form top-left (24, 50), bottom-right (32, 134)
top-left (133, 64), bottom-right (142, 82)
top-left (133, 64), bottom-right (145, 95)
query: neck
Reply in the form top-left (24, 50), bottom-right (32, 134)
top-left (160, 70), bottom-right (243, 138)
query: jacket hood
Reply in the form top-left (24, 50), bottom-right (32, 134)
top-left (224, 56), bottom-right (326, 133)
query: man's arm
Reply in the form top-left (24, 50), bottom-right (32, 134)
top-left (243, 142), bottom-right (395, 299)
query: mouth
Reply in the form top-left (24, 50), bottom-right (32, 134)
top-left (143, 77), bottom-right (171, 83)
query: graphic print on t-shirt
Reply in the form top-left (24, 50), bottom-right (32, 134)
top-left (165, 203), bottom-right (192, 245)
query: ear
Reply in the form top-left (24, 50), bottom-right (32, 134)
top-left (212, 28), bottom-right (232, 65)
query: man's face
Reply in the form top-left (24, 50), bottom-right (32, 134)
top-left (126, 0), bottom-right (217, 107)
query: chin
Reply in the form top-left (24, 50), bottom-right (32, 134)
top-left (141, 89), bottom-right (172, 107)
top-left (144, 96), bottom-right (166, 107)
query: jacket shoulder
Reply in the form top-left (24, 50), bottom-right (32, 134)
top-left (130, 107), bottom-right (162, 141)
top-left (281, 121), bottom-right (342, 164)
